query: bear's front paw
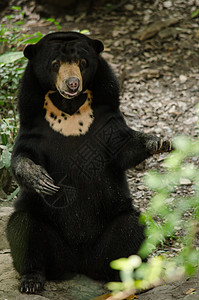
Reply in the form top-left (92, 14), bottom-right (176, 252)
top-left (19, 273), bottom-right (45, 294)
top-left (14, 157), bottom-right (60, 196)
top-left (147, 138), bottom-right (173, 154)
top-left (31, 164), bottom-right (60, 196)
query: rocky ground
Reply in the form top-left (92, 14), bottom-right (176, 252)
top-left (0, 0), bottom-right (199, 299)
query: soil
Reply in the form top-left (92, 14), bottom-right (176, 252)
top-left (0, 0), bottom-right (199, 299)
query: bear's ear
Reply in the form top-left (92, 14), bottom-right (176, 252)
top-left (24, 44), bottom-right (37, 60)
top-left (93, 39), bottom-right (104, 54)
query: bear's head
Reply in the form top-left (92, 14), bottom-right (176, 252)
top-left (24, 32), bottom-right (104, 98)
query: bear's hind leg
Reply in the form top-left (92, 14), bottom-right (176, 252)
top-left (6, 211), bottom-right (69, 293)
top-left (84, 208), bottom-right (145, 281)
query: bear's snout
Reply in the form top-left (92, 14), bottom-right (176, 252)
top-left (66, 77), bottom-right (80, 92)
top-left (56, 62), bottom-right (83, 99)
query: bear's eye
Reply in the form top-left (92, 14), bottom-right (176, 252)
top-left (80, 59), bottom-right (88, 68)
top-left (52, 60), bottom-right (60, 72)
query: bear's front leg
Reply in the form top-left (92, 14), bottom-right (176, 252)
top-left (115, 129), bottom-right (172, 170)
top-left (12, 156), bottom-right (60, 196)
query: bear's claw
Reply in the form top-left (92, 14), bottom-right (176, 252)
top-left (147, 138), bottom-right (172, 154)
top-left (19, 273), bottom-right (45, 294)
top-left (35, 170), bottom-right (60, 196)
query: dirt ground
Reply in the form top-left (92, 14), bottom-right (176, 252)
top-left (1, 0), bottom-right (199, 299)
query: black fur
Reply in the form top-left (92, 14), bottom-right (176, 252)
top-left (6, 31), bottom-right (172, 294)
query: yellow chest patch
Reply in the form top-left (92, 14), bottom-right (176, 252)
top-left (44, 90), bottom-right (94, 136)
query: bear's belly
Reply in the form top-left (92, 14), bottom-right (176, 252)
top-left (43, 189), bottom-right (105, 246)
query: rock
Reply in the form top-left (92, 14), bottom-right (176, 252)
top-left (0, 250), bottom-right (107, 299)
top-left (102, 52), bottom-right (114, 61)
top-left (195, 29), bottom-right (199, 39)
top-left (65, 15), bottom-right (74, 22)
top-left (0, 207), bottom-right (13, 250)
top-left (184, 116), bottom-right (198, 125)
top-left (163, 1), bottom-right (172, 8)
top-left (112, 30), bottom-right (120, 38)
top-left (124, 4), bottom-right (134, 11)
top-left (179, 74), bottom-right (188, 83)
top-left (138, 273), bottom-right (199, 299)
top-left (180, 178), bottom-right (192, 185)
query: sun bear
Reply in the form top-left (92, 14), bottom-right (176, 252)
top-left (6, 31), bottom-right (172, 294)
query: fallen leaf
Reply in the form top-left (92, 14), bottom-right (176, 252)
top-left (126, 295), bottom-right (138, 299)
top-left (92, 294), bottom-right (111, 300)
top-left (185, 288), bottom-right (196, 295)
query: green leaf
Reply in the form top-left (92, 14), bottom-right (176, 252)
top-left (7, 186), bottom-right (20, 201)
top-left (111, 256), bottom-right (142, 272)
top-left (80, 29), bottom-right (90, 35)
top-left (106, 281), bottom-right (124, 291)
top-left (2, 148), bottom-right (11, 168)
top-left (46, 18), bottom-right (55, 23)
top-left (22, 32), bottom-right (43, 45)
top-left (145, 171), bottom-right (165, 190)
top-left (0, 51), bottom-right (24, 64)
top-left (110, 258), bottom-right (128, 270)
top-left (22, 36), bottom-right (42, 44)
top-left (173, 136), bottom-right (192, 152)
top-left (14, 21), bottom-right (24, 26)
top-left (12, 6), bottom-right (21, 10)
top-left (191, 9), bottom-right (199, 18)
top-left (1, 133), bottom-right (8, 145)
top-left (0, 160), bottom-right (4, 169)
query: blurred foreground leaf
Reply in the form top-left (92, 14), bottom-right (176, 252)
top-left (0, 51), bottom-right (24, 64)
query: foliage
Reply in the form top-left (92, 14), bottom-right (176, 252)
top-left (0, 6), bottom-right (62, 64)
top-left (0, 145), bottom-right (12, 170)
top-left (108, 115), bottom-right (199, 298)
top-left (0, 115), bottom-right (19, 197)
top-left (191, 9), bottom-right (199, 19)
top-left (0, 6), bottom-right (37, 199)
top-left (0, 115), bottom-right (19, 199)
top-left (0, 6), bottom-right (28, 47)
top-left (0, 6), bottom-right (43, 63)
top-left (141, 135), bottom-right (199, 269)
top-left (0, 59), bottom-right (24, 184)
top-left (107, 255), bottom-right (184, 297)
top-left (0, 51), bottom-right (24, 64)
top-left (0, 60), bottom-right (26, 113)
top-left (46, 18), bottom-right (61, 31)
top-left (0, 117), bottom-right (18, 146)
top-left (0, 6), bottom-right (62, 129)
